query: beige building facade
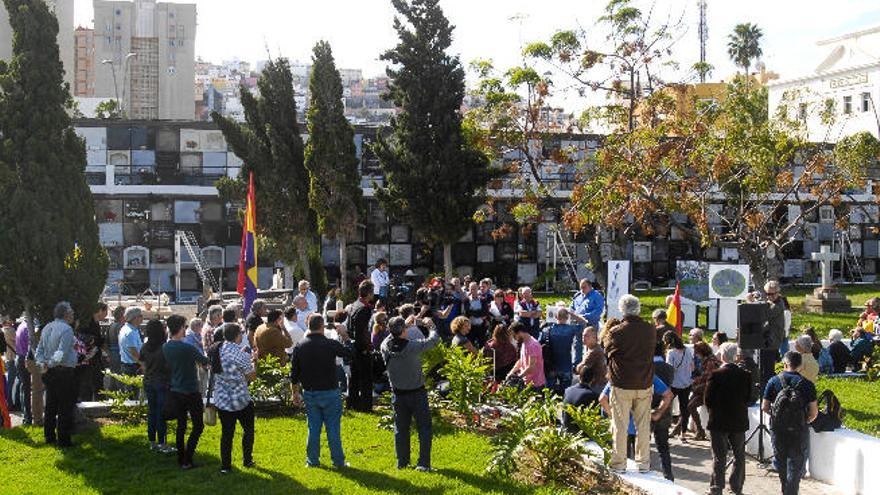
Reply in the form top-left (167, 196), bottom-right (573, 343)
top-left (0, 0), bottom-right (74, 89)
top-left (93, 0), bottom-right (196, 120)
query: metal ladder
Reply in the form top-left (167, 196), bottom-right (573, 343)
top-left (550, 226), bottom-right (580, 287)
top-left (176, 230), bottom-right (221, 293)
top-left (833, 230), bottom-right (864, 282)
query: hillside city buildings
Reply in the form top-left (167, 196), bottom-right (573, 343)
top-left (1, 1), bottom-right (879, 298)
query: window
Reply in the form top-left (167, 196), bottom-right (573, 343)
top-left (862, 92), bottom-right (871, 112)
top-left (843, 95), bottom-right (852, 114)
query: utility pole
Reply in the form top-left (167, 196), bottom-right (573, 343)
top-left (698, 0), bottom-right (708, 83)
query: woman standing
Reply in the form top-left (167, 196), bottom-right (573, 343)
top-left (483, 324), bottom-right (517, 381)
top-left (213, 323), bottom-right (257, 474)
top-left (75, 302), bottom-right (108, 402)
top-left (139, 319), bottom-right (174, 453)
top-left (663, 332), bottom-right (694, 441)
top-left (488, 290), bottom-right (514, 327)
top-left (464, 282), bottom-right (489, 348)
top-left (687, 342), bottom-right (719, 441)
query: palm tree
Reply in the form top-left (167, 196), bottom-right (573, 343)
top-left (727, 23), bottom-right (763, 80)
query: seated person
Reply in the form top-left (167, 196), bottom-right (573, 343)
top-left (483, 324), bottom-right (517, 381)
top-left (803, 327), bottom-right (824, 360)
top-left (827, 329), bottom-right (850, 373)
top-left (450, 316), bottom-right (478, 355)
top-left (561, 366), bottom-right (600, 433)
top-left (857, 298), bottom-right (878, 330)
top-left (850, 327), bottom-right (874, 368)
top-left (794, 335), bottom-right (819, 383)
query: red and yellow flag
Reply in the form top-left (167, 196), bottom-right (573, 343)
top-left (667, 282), bottom-right (683, 336)
top-left (238, 172), bottom-right (258, 316)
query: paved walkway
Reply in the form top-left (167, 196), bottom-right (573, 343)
top-left (652, 435), bottom-right (844, 495)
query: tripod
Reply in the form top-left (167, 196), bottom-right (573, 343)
top-left (743, 348), bottom-right (775, 466)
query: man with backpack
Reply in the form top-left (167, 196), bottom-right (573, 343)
top-left (762, 351), bottom-right (819, 495)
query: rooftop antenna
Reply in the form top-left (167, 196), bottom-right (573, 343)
top-left (698, 0), bottom-right (708, 83)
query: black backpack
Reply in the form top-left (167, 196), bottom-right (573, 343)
top-left (770, 374), bottom-right (807, 439)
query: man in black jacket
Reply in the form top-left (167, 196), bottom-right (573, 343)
top-left (705, 342), bottom-right (752, 495)
top-left (347, 280), bottom-right (374, 412)
top-left (290, 314), bottom-right (352, 468)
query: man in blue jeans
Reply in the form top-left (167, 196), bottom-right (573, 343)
top-left (291, 314), bottom-right (353, 468)
top-left (762, 351), bottom-right (819, 495)
top-left (381, 315), bottom-right (440, 471)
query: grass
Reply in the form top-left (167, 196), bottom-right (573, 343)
top-left (536, 283), bottom-right (880, 339)
top-left (0, 411), bottom-right (560, 495)
top-left (816, 377), bottom-right (880, 437)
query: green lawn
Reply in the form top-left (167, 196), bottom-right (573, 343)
top-left (537, 284), bottom-right (880, 339)
top-left (0, 412), bottom-right (557, 495)
top-left (816, 377), bottom-right (880, 436)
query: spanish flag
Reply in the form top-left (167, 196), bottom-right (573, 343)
top-left (667, 282), bottom-right (683, 336)
top-left (238, 172), bottom-right (258, 317)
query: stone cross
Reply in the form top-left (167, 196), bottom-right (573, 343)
top-left (811, 245), bottom-right (840, 289)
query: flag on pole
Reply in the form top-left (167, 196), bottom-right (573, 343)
top-left (0, 359), bottom-right (10, 428)
top-left (667, 282), bottom-right (683, 336)
top-left (238, 172), bottom-right (258, 317)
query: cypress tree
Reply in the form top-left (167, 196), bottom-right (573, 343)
top-left (0, 0), bottom-right (108, 338)
top-left (212, 58), bottom-right (324, 294)
top-left (374, 0), bottom-right (497, 276)
top-left (305, 41), bottom-right (362, 294)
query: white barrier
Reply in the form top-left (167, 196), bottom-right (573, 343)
top-left (697, 405), bottom-right (880, 495)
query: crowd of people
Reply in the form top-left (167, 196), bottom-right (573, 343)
top-left (0, 271), bottom-right (877, 495)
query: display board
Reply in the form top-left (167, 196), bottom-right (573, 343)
top-left (708, 264), bottom-right (750, 300)
top-left (675, 260), bottom-right (710, 302)
top-left (606, 260), bottom-right (630, 320)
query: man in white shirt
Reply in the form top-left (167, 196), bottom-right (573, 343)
top-left (298, 280), bottom-right (319, 314)
top-left (371, 259), bottom-right (390, 301)
top-left (283, 305), bottom-right (307, 354)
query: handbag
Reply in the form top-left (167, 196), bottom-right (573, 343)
top-left (203, 369), bottom-right (217, 426)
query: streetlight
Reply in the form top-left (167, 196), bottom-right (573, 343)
top-left (121, 52), bottom-right (137, 117)
top-left (101, 52), bottom-right (137, 118)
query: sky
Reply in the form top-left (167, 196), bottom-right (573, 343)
top-left (72, 0), bottom-right (880, 84)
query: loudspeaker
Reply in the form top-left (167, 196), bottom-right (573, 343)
top-left (738, 302), bottom-right (771, 350)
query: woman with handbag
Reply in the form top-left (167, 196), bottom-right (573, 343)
top-left (212, 323), bottom-right (257, 474)
top-left (139, 319), bottom-right (174, 453)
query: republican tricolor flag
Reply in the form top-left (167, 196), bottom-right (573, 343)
top-left (238, 172), bottom-right (258, 317)
top-left (667, 282), bottom-right (683, 336)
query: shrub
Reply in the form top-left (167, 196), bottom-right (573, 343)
top-left (249, 354), bottom-right (292, 407)
top-left (565, 403), bottom-right (612, 466)
top-left (440, 344), bottom-right (492, 419)
top-left (100, 371), bottom-right (146, 423)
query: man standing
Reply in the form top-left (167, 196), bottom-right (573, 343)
top-left (14, 319), bottom-right (32, 425)
top-left (570, 279), bottom-right (604, 364)
top-left (763, 352), bottom-right (819, 495)
top-left (298, 280), bottom-right (319, 314)
top-left (163, 315), bottom-right (210, 469)
top-left (762, 281), bottom-right (786, 385)
top-left (652, 309), bottom-right (675, 343)
top-left (34, 302), bottom-right (78, 447)
top-left (602, 294), bottom-right (656, 473)
top-left (202, 305), bottom-right (224, 352)
top-left (382, 316), bottom-right (440, 471)
top-left (705, 343), bottom-right (752, 495)
top-left (370, 259), bottom-right (390, 302)
top-left (245, 300), bottom-right (268, 351)
top-left (543, 308), bottom-right (586, 393)
top-left (291, 314), bottom-right (352, 468)
top-left (254, 309), bottom-right (293, 365)
top-left (347, 281), bottom-right (374, 412)
top-left (118, 308), bottom-right (144, 392)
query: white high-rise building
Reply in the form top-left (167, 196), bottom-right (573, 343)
top-left (93, 0), bottom-right (196, 120)
top-left (0, 0), bottom-right (74, 89)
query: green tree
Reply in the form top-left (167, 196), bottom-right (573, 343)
top-left (212, 58), bottom-right (323, 294)
top-left (0, 0), bottom-right (108, 338)
top-left (374, 0), bottom-right (497, 276)
top-left (727, 23), bottom-right (763, 78)
top-left (304, 41), bottom-right (362, 294)
top-left (94, 99), bottom-right (122, 119)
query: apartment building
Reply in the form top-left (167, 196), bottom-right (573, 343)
top-left (0, 0), bottom-right (74, 88)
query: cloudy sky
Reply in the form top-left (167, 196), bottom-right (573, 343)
top-left (73, 0), bottom-right (880, 82)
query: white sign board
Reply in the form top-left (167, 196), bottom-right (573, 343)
top-left (717, 299), bottom-right (739, 337)
top-left (708, 264), bottom-right (750, 300)
top-left (606, 260), bottom-right (630, 320)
